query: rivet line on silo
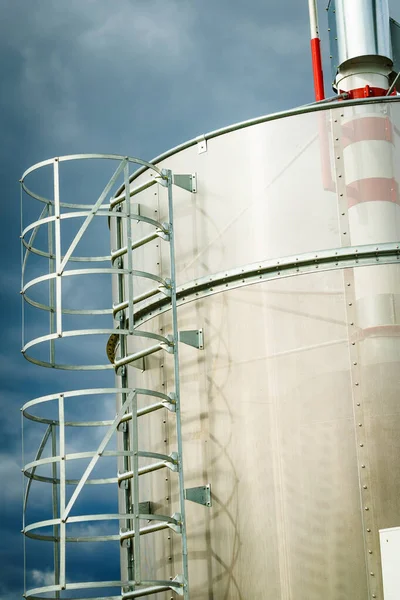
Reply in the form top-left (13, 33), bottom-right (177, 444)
top-left (155, 184), bottom-right (175, 582)
top-left (333, 113), bottom-right (380, 598)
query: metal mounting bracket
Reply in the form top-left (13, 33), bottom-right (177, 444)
top-left (173, 174), bottom-right (197, 193)
top-left (185, 484), bottom-right (212, 507)
top-left (120, 528), bottom-right (130, 548)
top-left (197, 135), bottom-right (207, 154)
top-left (131, 357), bottom-right (145, 371)
top-left (137, 501), bottom-right (151, 514)
top-left (131, 202), bottom-right (140, 216)
top-left (178, 329), bottom-right (204, 350)
top-left (172, 574), bottom-right (185, 596)
top-left (169, 512), bottom-right (183, 534)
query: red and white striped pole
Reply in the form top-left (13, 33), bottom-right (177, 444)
top-left (333, 0), bottom-right (399, 338)
top-left (308, 0), bottom-right (325, 101)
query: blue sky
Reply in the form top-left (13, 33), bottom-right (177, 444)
top-left (1, 1), bottom-right (400, 598)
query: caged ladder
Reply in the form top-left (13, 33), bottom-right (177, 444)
top-left (108, 165), bottom-right (197, 599)
top-left (20, 154), bottom-right (204, 600)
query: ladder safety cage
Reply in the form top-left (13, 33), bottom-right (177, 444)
top-left (19, 154), bottom-right (194, 599)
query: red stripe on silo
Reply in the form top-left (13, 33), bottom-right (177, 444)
top-left (342, 117), bottom-right (393, 148)
top-left (347, 178), bottom-right (399, 207)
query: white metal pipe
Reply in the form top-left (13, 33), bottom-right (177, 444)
top-left (334, 0), bottom-right (393, 92)
top-left (335, 0), bottom-right (392, 67)
top-left (308, 0), bottom-right (319, 38)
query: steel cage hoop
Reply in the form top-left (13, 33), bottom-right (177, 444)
top-left (23, 444), bottom-right (179, 476)
top-left (22, 266), bottom-right (166, 315)
top-left (22, 327), bottom-right (175, 370)
top-left (22, 353), bottom-right (114, 371)
top-left (23, 294), bottom-right (112, 315)
top-left (23, 474), bottom-right (117, 486)
top-left (22, 266), bottom-right (166, 296)
top-left (21, 209), bottom-right (117, 242)
top-left (22, 239), bottom-right (111, 264)
top-left (21, 176), bottom-right (135, 210)
top-left (22, 387), bottom-right (171, 415)
top-left (20, 154), bottom-right (165, 184)
top-left (21, 211), bottom-right (113, 240)
top-left (20, 180), bottom-right (131, 210)
top-left (24, 512), bottom-right (157, 533)
top-left (25, 578), bottom-right (183, 599)
top-left (23, 327), bottom-right (171, 352)
top-left (22, 267), bottom-right (129, 295)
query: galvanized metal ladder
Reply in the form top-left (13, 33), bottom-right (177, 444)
top-left (109, 167), bottom-right (197, 599)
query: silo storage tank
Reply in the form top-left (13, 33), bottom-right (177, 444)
top-left (110, 97), bottom-right (400, 600)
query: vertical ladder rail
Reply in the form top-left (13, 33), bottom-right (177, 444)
top-left (115, 198), bottom-right (135, 586)
top-left (113, 168), bottom-right (189, 598)
top-left (130, 390), bottom-right (141, 584)
top-left (165, 169), bottom-right (189, 598)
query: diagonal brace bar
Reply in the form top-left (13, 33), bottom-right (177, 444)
top-left (59, 159), bottom-right (127, 273)
top-left (62, 390), bottom-right (135, 522)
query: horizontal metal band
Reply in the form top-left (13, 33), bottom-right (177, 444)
top-left (131, 242), bottom-right (400, 326)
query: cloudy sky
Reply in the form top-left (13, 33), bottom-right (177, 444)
top-left (1, 1), bottom-right (400, 598)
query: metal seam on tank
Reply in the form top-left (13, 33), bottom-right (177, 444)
top-left (156, 184), bottom-right (174, 583)
top-left (125, 243), bottom-right (400, 331)
top-left (334, 111), bottom-right (381, 599)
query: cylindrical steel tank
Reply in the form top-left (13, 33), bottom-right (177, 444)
top-left (116, 97), bottom-right (400, 599)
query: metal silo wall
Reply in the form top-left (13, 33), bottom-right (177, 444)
top-left (121, 100), bottom-right (400, 599)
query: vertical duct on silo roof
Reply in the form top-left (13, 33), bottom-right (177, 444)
top-left (333, 0), bottom-right (393, 94)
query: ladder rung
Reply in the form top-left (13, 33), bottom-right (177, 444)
top-left (113, 287), bottom-right (161, 317)
top-left (120, 514), bottom-right (181, 541)
top-left (118, 453), bottom-right (178, 482)
top-left (114, 343), bottom-right (165, 368)
top-left (121, 521), bottom-right (177, 538)
top-left (122, 578), bottom-right (184, 599)
top-left (112, 228), bottom-right (169, 262)
top-left (123, 584), bottom-right (172, 598)
top-left (119, 401), bottom-right (176, 423)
